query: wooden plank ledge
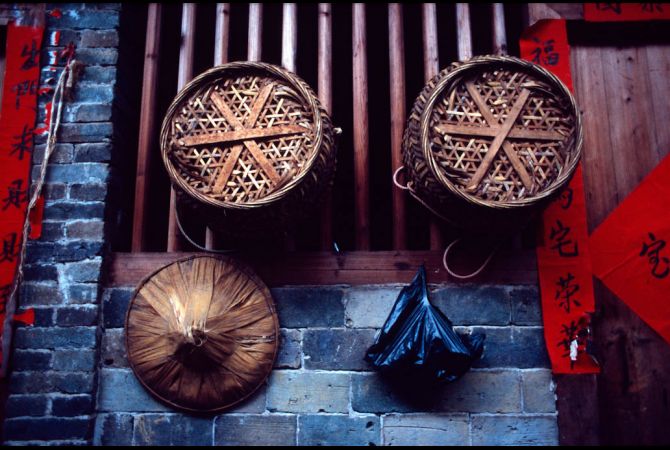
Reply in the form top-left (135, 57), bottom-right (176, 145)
top-left (108, 250), bottom-right (538, 287)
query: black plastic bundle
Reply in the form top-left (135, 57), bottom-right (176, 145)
top-left (365, 265), bottom-right (485, 383)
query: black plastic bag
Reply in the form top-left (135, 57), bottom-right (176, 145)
top-left (365, 265), bottom-right (485, 383)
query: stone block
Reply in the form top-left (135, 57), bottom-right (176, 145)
top-left (276, 329), bottom-right (301, 369)
top-left (93, 414), bottom-right (134, 446)
top-left (431, 285), bottom-right (511, 326)
top-left (101, 328), bottom-right (127, 367)
top-left (303, 328), bottom-right (375, 370)
top-left (98, 369), bottom-right (170, 412)
top-left (267, 371), bottom-right (349, 413)
top-left (55, 306), bottom-right (98, 327)
top-left (52, 349), bottom-right (96, 371)
top-left (382, 414), bottom-right (469, 446)
top-left (344, 286), bottom-right (401, 328)
top-left (52, 395), bottom-right (94, 416)
top-left (522, 370), bottom-right (556, 413)
top-left (11, 350), bottom-right (52, 371)
top-left (14, 327), bottom-right (96, 349)
top-left (3, 417), bottom-right (91, 441)
top-left (272, 287), bottom-right (344, 328)
top-left (4, 395), bottom-right (49, 418)
top-left (510, 286), bottom-right (542, 325)
top-left (352, 370), bottom-right (522, 414)
top-left (471, 415), bottom-right (558, 445)
top-left (103, 288), bottom-right (132, 328)
top-left (43, 202), bottom-right (105, 221)
top-left (214, 414), bottom-right (296, 446)
top-left (69, 183), bottom-right (107, 201)
top-left (298, 415), bottom-right (380, 446)
top-left (66, 221), bottom-right (105, 240)
top-left (133, 414), bottom-right (212, 446)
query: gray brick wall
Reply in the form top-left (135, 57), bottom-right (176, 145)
top-left (95, 284), bottom-right (558, 446)
top-left (2, 3), bottom-right (120, 445)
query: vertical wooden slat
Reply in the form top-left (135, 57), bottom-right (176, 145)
top-left (248, 3), bottom-right (263, 62)
top-left (421, 3), bottom-right (442, 250)
top-left (492, 3), bottom-right (507, 55)
top-left (132, 3), bottom-right (161, 252)
top-left (282, 3), bottom-right (297, 72)
top-left (214, 3), bottom-right (230, 66)
top-left (167, 3), bottom-right (197, 252)
top-left (318, 3), bottom-right (334, 250)
top-left (206, 2), bottom-right (231, 250)
top-left (388, 3), bottom-right (406, 250)
top-left (456, 3), bottom-right (472, 60)
top-left (352, 3), bottom-right (370, 250)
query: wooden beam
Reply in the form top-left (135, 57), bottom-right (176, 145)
top-left (214, 3), bottom-right (230, 66)
top-left (421, 3), bottom-right (443, 250)
top-left (352, 3), bottom-right (370, 250)
top-left (167, 3), bottom-right (197, 252)
top-left (108, 249), bottom-right (539, 287)
top-left (132, 3), bottom-right (161, 252)
top-left (208, 2), bottom-right (231, 249)
top-left (456, 3), bottom-right (472, 60)
top-left (492, 3), bottom-right (507, 55)
top-left (282, 3), bottom-right (297, 72)
top-left (388, 3), bottom-right (406, 250)
top-left (318, 3), bottom-right (334, 251)
top-left (248, 3), bottom-right (262, 62)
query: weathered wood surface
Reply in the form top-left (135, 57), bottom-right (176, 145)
top-left (572, 40), bottom-right (670, 445)
top-left (318, 3), bottom-right (333, 251)
top-left (108, 249), bottom-right (538, 287)
top-left (132, 3), bottom-right (162, 252)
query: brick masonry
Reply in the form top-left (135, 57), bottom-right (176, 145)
top-left (1, 3), bottom-right (558, 446)
top-left (91, 284), bottom-right (558, 446)
top-left (2, 2), bottom-right (120, 446)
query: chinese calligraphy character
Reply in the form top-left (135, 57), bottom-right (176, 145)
top-left (596, 2), bottom-right (622, 14)
top-left (2, 180), bottom-right (29, 211)
top-left (549, 219), bottom-right (579, 257)
top-left (558, 187), bottom-right (573, 210)
top-left (641, 3), bottom-right (664, 13)
top-left (20, 39), bottom-right (39, 70)
top-left (557, 320), bottom-right (579, 358)
top-left (640, 232), bottom-right (669, 279)
top-left (555, 272), bottom-right (581, 313)
top-left (0, 284), bottom-right (12, 315)
top-left (9, 125), bottom-right (33, 161)
top-left (530, 38), bottom-right (559, 66)
top-left (11, 80), bottom-right (38, 109)
top-left (0, 233), bottom-right (19, 264)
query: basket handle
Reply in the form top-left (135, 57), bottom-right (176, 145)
top-left (393, 166), bottom-right (410, 191)
top-left (442, 238), bottom-right (500, 280)
top-left (175, 206), bottom-right (236, 254)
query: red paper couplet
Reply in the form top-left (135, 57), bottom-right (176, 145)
top-left (521, 19), bottom-right (600, 374)
top-left (584, 3), bottom-right (670, 22)
top-left (0, 22), bottom-right (43, 369)
top-left (590, 154), bottom-right (670, 344)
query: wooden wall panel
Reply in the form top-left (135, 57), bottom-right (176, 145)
top-left (572, 41), bottom-right (670, 445)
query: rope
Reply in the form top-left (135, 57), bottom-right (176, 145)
top-left (174, 206), bottom-right (235, 254)
top-left (392, 165), bottom-right (501, 280)
top-left (1, 60), bottom-right (80, 378)
top-left (442, 238), bottom-right (500, 280)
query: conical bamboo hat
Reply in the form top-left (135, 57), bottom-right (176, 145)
top-left (125, 255), bottom-right (278, 412)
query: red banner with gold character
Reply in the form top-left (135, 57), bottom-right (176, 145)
top-left (0, 22), bottom-right (43, 370)
top-left (584, 3), bottom-right (670, 21)
top-left (521, 19), bottom-right (600, 374)
top-left (590, 154), bottom-right (670, 344)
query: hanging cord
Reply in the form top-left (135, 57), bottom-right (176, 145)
top-left (393, 165), bottom-right (502, 280)
top-left (174, 206), bottom-right (235, 254)
top-left (1, 59), bottom-right (81, 378)
top-left (442, 238), bottom-right (500, 280)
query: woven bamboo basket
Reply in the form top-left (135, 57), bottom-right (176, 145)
top-left (125, 255), bottom-right (279, 413)
top-left (402, 55), bottom-right (582, 234)
top-left (161, 62), bottom-right (337, 238)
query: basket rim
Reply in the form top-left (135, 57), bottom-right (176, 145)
top-left (419, 54), bottom-right (583, 210)
top-left (160, 61), bottom-right (327, 210)
top-left (124, 254), bottom-right (279, 414)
